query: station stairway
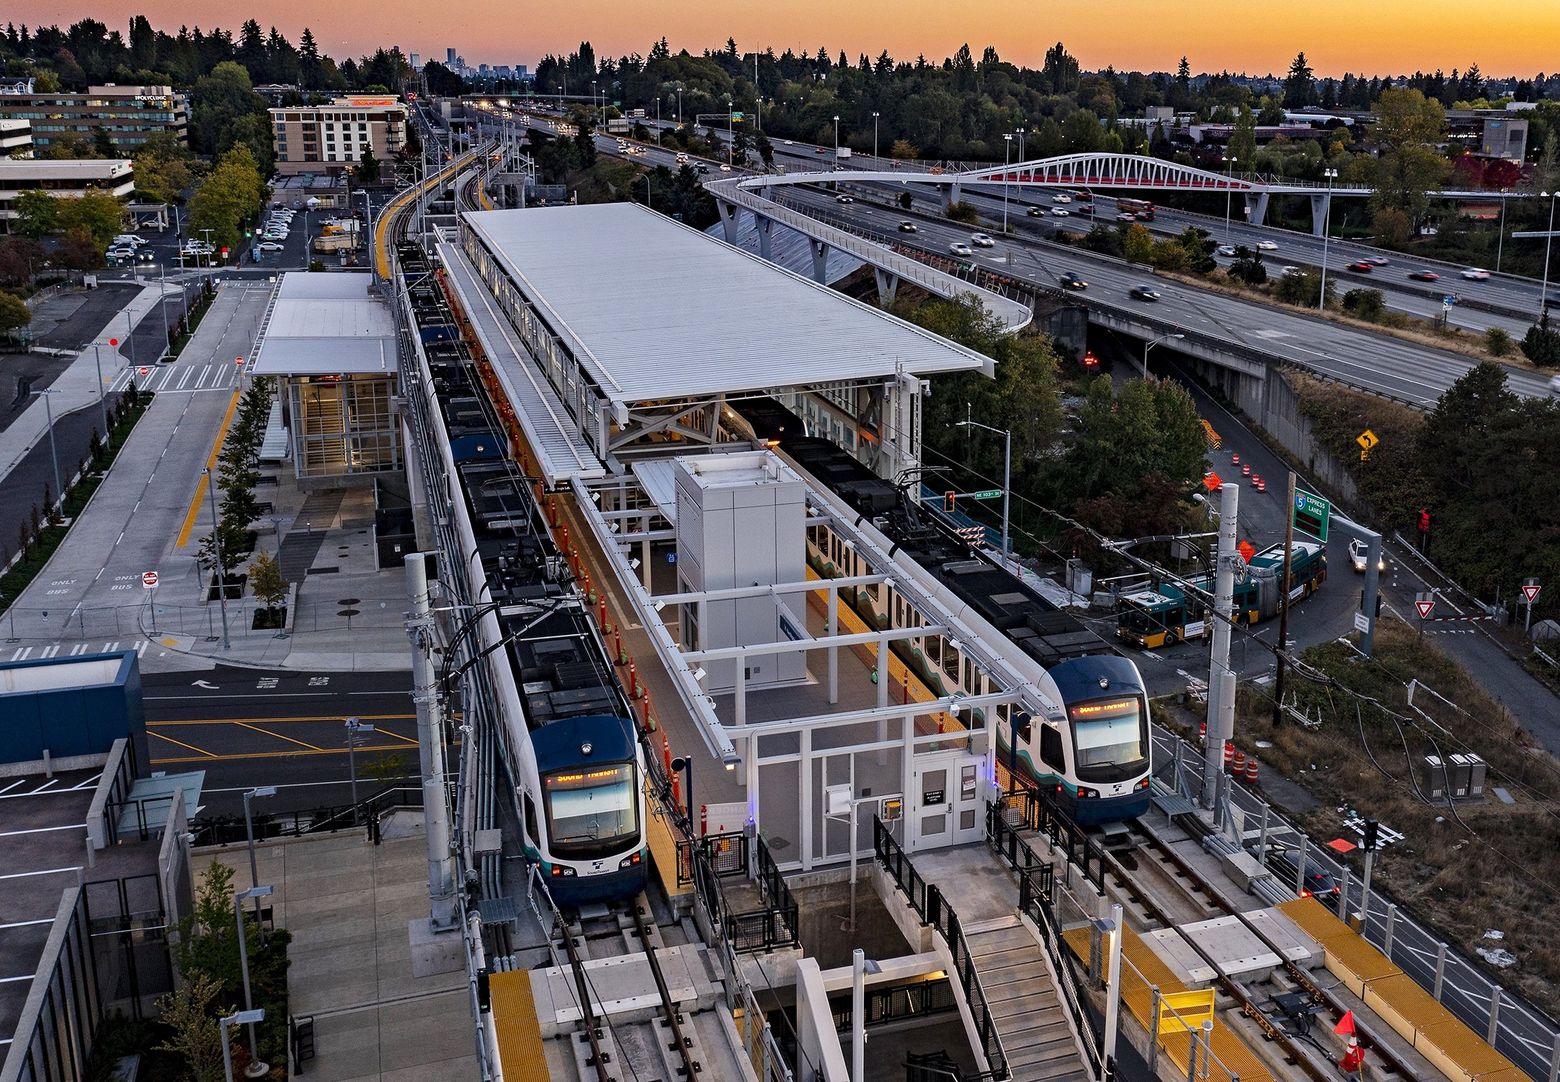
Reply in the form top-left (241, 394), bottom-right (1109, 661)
top-left (964, 915), bottom-right (1094, 1082)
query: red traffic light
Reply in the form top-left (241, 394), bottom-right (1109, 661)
top-left (220, 246), bottom-right (230, 256)
top-left (1083, 351), bottom-right (1099, 368)
top-left (943, 490), bottom-right (957, 514)
top-left (1418, 508), bottom-right (1431, 533)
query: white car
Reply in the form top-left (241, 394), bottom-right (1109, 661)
top-left (1053, 194), bottom-right (1072, 204)
top-left (1461, 267), bottom-right (1491, 280)
top-left (719, 164), bottom-right (732, 171)
top-left (970, 233), bottom-right (995, 248)
top-left (1051, 208), bottom-right (1070, 217)
top-left (1256, 240), bottom-right (1278, 250)
top-left (949, 242), bottom-right (974, 257)
top-left (784, 140), bottom-right (794, 145)
top-left (1348, 538), bottom-right (1386, 574)
top-left (1216, 244), bottom-right (1237, 257)
top-left (258, 241), bottom-right (285, 251)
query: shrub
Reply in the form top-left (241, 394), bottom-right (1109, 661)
top-left (1485, 327), bottom-right (1513, 356)
top-left (1521, 321), bottom-right (1560, 367)
top-left (945, 200), bottom-right (980, 225)
top-left (1342, 288), bottom-right (1386, 321)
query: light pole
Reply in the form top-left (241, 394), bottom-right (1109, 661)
top-left (671, 754), bottom-right (693, 820)
top-left (1002, 133), bottom-right (1013, 232)
top-left (1016, 125), bottom-right (1026, 162)
top-left (1142, 332), bottom-right (1186, 380)
top-left (91, 343), bottom-right (109, 437)
top-left (676, 85), bottom-right (683, 129)
top-left (1540, 190), bottom-right (1557, 320)
top-left (242, 786), bottom-right (276, 931)
top-left (872, 111), bottom-right (880, 160)
top-left (833, 114), bottom-right (840, 159)
top-left (34, 390), bottom-right (62, 508)
top-left (157, 261), bottom-right (171, 360)
top-left (1318, 167), bottom-right (1338, 311)
top-left (1495, 189), bottom-right (1508, 273)
top-left (1223, 155), bottom-right (1238, 242)
top-left (233, 887), bottom-right (273, 1077)
top-left (345, 716), bottom-right (376, 821)
top-left (203, 468), bottom-right (230, 649)
top-left (851, 949), bottom-right (884, 1082)
top-left (727, 98), bottom-right (734, 166)
top-left (954, 418), bottom-right (1012, 564)
top-left (655, 97), bottom-right (661, 146)
top-left (220, 1010), bottom-right (265, 1082)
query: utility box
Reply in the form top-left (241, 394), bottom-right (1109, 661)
top-left (1447, 753), bottom-right (1473, 798)
top-left (1419, 755), bottom-right (1446, 800)
top-left (674, 451), bottom-right (807, 693)
top-left (1465, 753), bottom-right (1487, 798)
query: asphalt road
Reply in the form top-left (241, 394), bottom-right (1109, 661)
top-left (142, 665), bottom-right (418, 818)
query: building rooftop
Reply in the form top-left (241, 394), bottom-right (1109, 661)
top-left (251, 272), bottom-right (398, 377)
top-left (0, 159), bottom-right (132, 180)
top-left (461, 203), bottom-right (991, 407)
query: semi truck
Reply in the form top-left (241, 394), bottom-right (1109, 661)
top-left (836, 147), bottom-right (852, 161)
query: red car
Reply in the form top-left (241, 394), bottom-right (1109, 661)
top-left (1408, 270), bottom-right (1441, 282)
top-left (1346, 260), bottom-right (1374, 273)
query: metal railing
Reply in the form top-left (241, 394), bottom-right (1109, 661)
top-left (994, 783), bottom-right (1107, 892)
top-left (188, 786), bottom-right (423, 847)
top-left (689, 831), bottom-right (800, 954)
top-left (830, 976), bottom-right (958, 1031)
top-left (873, 817), bottom-right (1008, 1080)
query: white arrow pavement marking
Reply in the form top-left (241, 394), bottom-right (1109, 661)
top-left (191, 679), bottom-right (220, 690)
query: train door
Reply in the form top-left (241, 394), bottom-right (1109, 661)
top-left (910, 749), bottom-right (986, 850)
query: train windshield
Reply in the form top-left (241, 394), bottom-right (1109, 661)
top-left (542, 761), bottom-right (639, 857)
top-left (1069, 696), bottom-right (1149, 781)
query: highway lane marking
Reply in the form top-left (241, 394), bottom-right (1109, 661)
top-left (147, 713), bottom-right (415, 725)
top-left (174, 389), bottom-right (241, 549)
top-left (148, 730), bottom-right (219, 758)
top-left (231, 720), bottom-right (325, 752)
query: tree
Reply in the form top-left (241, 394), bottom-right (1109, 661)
top-left (0, 291), bottom-right (30, 334)
top-left (12, 190), bottom-right (59, 239)
top-left (55, 190), bottom-right (125, 249)
top-left (1284, 51), bottom-right (1316, 108)
top-left (155, 975), bottom-right (230, 1082)
top-left (190, 61), bottom-right (265, 156)
top-left (1175, 225), bottom-right (1217, 273)
top-left (189, 146), bottom-right (264, 256)
top-left (1342, 287), bottom-right (1386, 321)
top-left (1522, 319), bottom-right (1560, 367)
top-left (889, 139), bottom-right (918, 160)
top-left (356, 146), bottom-right (381, 184)
top-left (1122, 223), bottom-right (1154, 265)
top-left (945, 200), bottom-right (980, 225)
top-left (1227, 248), bottom-right (1267, 285)
top-left (247, 550), bottom-right (287, 613)
top-left (1227, 105), bottom-right (1258, 170)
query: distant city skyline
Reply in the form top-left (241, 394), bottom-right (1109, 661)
top-left (13, 1), bottom-right (1560, 80)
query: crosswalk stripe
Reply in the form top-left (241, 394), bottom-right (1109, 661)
top-left (70, 644), bottom-right (86, 655)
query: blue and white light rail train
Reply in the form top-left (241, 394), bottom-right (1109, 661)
top-left (400, 242), bottom-right (649, 903)
top-left (731, 396), bottom-right (1152, 824)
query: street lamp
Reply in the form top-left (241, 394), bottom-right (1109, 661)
top-left (726, 98), bottom-right (734, 166)
top-left (872, 111), bottom-right (880, 160)
top-left (833, 114), bottom-right (840, 159)
top-left (851, 949), bottom-right (884, 1082)
top-left (32, 389), bottom-right (62, 509)
top-left (1223, 154), bottom-right (1238, 242)
top-left (220, 1010), bottom-right (266, 1082)
top-left (671, 754), bottom-right (694, 820)
top-left (953, 418), bottom-right (1012, 563)
top-left (233, 887), bottom-right (273, 1077)
top-left (345, 716), bottom-right (376, 821)
top-left (242, 786), bottom-right (277, 931)
top-left (203, 467), bottom-right (231, 649)
top-left (1142, 332), bottom-right (1186, 379)
top-left (1002, 133), bottom-right (1014, 232)
top-left (91, 341), bottom-right (110, 437)
top-left (1318, 167), bottom-right (1339, 312)
top-left (1540, 190), bottom-right (1558, 320)
top-left (1016, 125), bottom-right (1026, 162)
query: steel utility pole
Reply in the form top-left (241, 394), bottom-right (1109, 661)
top-left (1272, 471), bottom-right (1298, 727)
top-left (203, 468), bottom-right (231, 649)
top-left (1203, 482), bottom-right (1239, 809)
top-left (406, 552), bottom-right (458, 930)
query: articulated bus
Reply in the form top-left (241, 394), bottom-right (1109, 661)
top-left (1115, 197), bottom-right (1156, 220)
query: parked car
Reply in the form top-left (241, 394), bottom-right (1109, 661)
top-left (948, 241), bottom-right (974, 257)
top-left (1058, 272), bottom-right (1088, 290)
top-left (1346, 260), bottom-right (1374, 273)
top-left (970, 233), bottom-right (995, 248)
top-left (1461, 267), bottom-right (1491, 280)
top-left (1348, 538), bottom-right (1387, 574)
top-left (1256, 240), bottom-right (1278, 250)
top-left (1128, 285), bottom-right (1161, 301)
top-left (1408, 269), bottom-right (1441, 282)
top-left (258, 241), bottom-right (285, 252)
top-left (898, 221), bottom-right (918, 233)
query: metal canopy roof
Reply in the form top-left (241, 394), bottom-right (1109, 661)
top-left (251, 272), bottom-right (397, 376)
top-left (461, 204), bottom-right (992, 405)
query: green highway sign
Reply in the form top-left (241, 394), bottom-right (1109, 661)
top-left (1292, 489), bottom-right (1331, 541)
top-left (969, 489), bottom-right (1003, 501)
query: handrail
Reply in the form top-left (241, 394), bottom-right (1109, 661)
top-left (188, 786), bottom-right (424, 846)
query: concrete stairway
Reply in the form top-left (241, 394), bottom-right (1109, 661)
top-left (963, 915), bottom-right (1093, 1082)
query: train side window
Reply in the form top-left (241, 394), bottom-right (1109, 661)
top-left (1040, 726), bottom-right (1066, 771)
top-left (523, 794), bottom-right (539, 845)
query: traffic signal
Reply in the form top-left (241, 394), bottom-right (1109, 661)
top-left (943, 490), bottom-right (957, 514)
top-left (1082, 351), bottom-right (1100, 370)
top-left (1362, 818), bottom-right (1380, 851)
top-left (1418, 508), bottom-right (1431, 534)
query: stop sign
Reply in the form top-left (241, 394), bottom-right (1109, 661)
top-left (142, 570), bottom-right (158, 589)
top-left (138, 366), bottom-right (149, 378)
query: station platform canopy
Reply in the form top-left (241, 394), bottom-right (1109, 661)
top-left (251, 272), bottom-right (397, 377)
top-left (460, 204), bottom-right (993, 408)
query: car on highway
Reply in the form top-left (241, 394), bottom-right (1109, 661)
top-left (784, 140), bottom-right (794, 145)
top-left (258, 241), bottom-right (285, 252)
top-left (1348, 538), bottom-right (1387, 574)
top-left (1281, 265), bottom-right (1304, 278)
top-left (1365, 256), bottom-right (1390, 265)
top-left (1026, 206), bottom-right (1046, 217)
top-left (1461, 267), bottom-right (1491, 280)
top-left (1128, 285), bottom-right (1161, 301)
top-left (1051, 208), bottom-right (1070, 217)
top-left (1256, 240), bottom-right (1279, 250)
top-left (948, 241), bottom-right (974, 257)
top-left (898, 221), bottom-right (918, 233)
top-left (1216, 244), bottom-right (1237, 256)
top-left (1408, 270), bottom-right (1441, 281)
top-left (1115, 212), bottom-right (1137, 223)
top-left (1052, 194), bottom-right (1072, 204)
top-left (1551, 374), bottom-right (1560, 395)
top-left (1058, 272), bottom-right (1088, 290)
top-left (1267, 848), bottom-right (1342, 908)
top-left (835, 194), bottom-right (854, 204)
top-left (970, 232), bottom-right (995, 247)
top-left (719, 164), bottom-right (732, 171)
top-left (1346, 260), bottom-right (1374, 273)
top-left (815, 146), bottom-right (826, 154)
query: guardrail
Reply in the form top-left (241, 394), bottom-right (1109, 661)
top-left (188, 786), bottom-right (424, 847)
top-left (873, 817), bottom-right (1009, 1080)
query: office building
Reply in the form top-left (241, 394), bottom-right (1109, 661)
top-left (1, 117), bottom-right (32, 156)
top-left (270, 97), bottom-right (408, 176)
top-left (0, 84), bottom-right (188, 153)
top-left (0, 158), bottom-right (134, 233)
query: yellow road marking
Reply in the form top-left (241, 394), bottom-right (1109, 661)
top-left (372, 726), bottom-right (421, 746)
top-left (231, 720), bottom-right (323, 752)
top-left (174, 390), bottom-right (242, 549)
top-left (148, 712), bottom-right (415, 727)
top-left (148, 730), bottom-right (219, 758)
top-left (151, 740), bottom-right (459, 765)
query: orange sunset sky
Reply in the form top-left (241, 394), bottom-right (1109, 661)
top-left (16, 0), bottom-right (1560, 76)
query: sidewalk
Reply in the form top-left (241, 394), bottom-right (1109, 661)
top-left (193, 821), bottom-right (478, 1081)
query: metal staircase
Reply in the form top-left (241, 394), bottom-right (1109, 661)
top-left (964, 915), bottom-right (1093, 1082)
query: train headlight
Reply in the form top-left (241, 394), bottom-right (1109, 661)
top-left (1077, 787), bottom-right (1097, 799)
top-left (618, 851), bottom-right (643, 870)
top-left (1137, 777), bottom-right (1152, 791)
top-left (549, 864), bottom-right (577, 878)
